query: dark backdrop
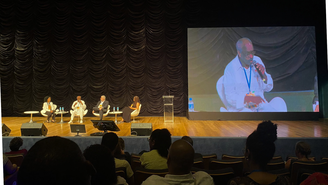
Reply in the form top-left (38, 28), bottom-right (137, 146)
top-left (0, 0), bottom-right (327, 117)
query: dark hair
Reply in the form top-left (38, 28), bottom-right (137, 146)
top-left (113, 138), bottom-right (125, 158)
top-left (10, 137), bottom-right (23, 151)
top-left (246, 121), bottom-right (277, 170)
top-left (181, 136), bottom-right (193, 146)
top-left (83, 144), bottom-right (117, 185)
top-left (295, 141), bottom-right (311, 158)
top-left (44, 96), bottom-right (51, 102)
top-left (101, 132), bottom-right (118, 152)
top-left (17, 136), bottom-right (91, 185)
top-left (150, 129), bottom-right (171, 158)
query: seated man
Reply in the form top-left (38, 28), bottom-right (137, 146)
top-left (142, 139), bottom-right (214, 185)
top-left (92, 95), bottom-right (109, 120)
top-left (222, 37), bottom-right (286, 112)
top-left (17, 136), bottom-right (95, 185)
top-left (69, 96), bottom-right (87, 123)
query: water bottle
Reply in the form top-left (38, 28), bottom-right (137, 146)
top-left (62, 107), bottom-right (64, 111)
top-left (117, 107), bottom-right (119, 111)
top-left (59, 107), bottom-right (62, 111)
top-left (188, 98), bottom-right (194, 112)
top-left (113, 107), bottom-right (116, 112)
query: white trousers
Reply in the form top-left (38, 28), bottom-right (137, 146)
top-left (70, 109), bottom-right (84, 121)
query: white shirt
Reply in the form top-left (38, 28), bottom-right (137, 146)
top-left (223, 55), bottom-right (273, 111)
top-left (142, 171), bottom-right (214, 185)
top-left (98, 101), bottom-right (104, 108)
top-left (42, 102), bottom-right (55, 114)
top-left (71, 100), bottom-right (86, 111)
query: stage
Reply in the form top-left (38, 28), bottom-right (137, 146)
top-left (2, 116), bottom-right (328, 137)
top-left (2, 116), bottom-right (328, 160)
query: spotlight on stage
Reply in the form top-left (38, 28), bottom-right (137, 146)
top-left (90, 120), bottom-right (120, 136)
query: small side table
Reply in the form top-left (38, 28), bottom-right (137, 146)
top-left (55, 111), bottom-right (68, 124)
top-left (24, 111), bottom-right (40, 123)
top-left (109, 111), bottom-right (123, 124)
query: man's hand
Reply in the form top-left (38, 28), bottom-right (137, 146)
top-left (50, 110), bottom-right (53, 113)
top-left (244, 95), bottom-right (265, 105)
top-left (99, 107), bottom-right (103, 110)
top-left (255, 63), bottom-right (268, 82)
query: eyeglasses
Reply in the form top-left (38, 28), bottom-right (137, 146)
top-left (242, 50), bottom-right (256, 57)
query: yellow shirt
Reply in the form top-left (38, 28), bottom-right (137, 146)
top-left (140, 150), bottom-right (168, 170)
top-left (114, 158), bottom-right (134, 178)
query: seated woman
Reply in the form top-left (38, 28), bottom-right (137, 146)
top-left (101, 133), bottom-right (134, 185)
top-left (121, 96), bottom-right (140, 122)
top-left (229, 121), bottom-right (290, 185)
top-left (83, 144), bottom-right (128, 185)
top-left (5, 137), bottom-right (28, 156)
top-left (114, 138), bottom-right (131, 165)
top-left (285, 141), bottom-right (314, 170)
top-left (41, 96), bottom-right (56, 123)
top-left (140, 129), bottom-right (171, 170)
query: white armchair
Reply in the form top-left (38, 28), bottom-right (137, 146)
top-left (70, 109), bottom-right (88, 123)
top-left (131, 104), bottom-right (142, 122)
top-left (40, 104), bottom-right (57, 117)
top-left (92, 105), bottom-right (111, 118)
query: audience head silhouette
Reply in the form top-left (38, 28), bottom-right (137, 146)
top-left (167, 139), bottom-right (195, 175)
top-left (295, 141), bottom-right (312, 159)
top-left (149, 128), bottom-right (172, 158)
top-left (83, 144), bottom-right (117, 185)
top-left (9, 137), bottom-right (23, 151)
top-left (245, 120), bottom-right (277, 170)
top-left (181, 136), bottom-right (193, 146)
top-left (17, 136), bottom-right (94, 185)
top-left (101, 132), bottom-right (119, 152)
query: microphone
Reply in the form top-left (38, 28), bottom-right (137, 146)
top-left (252, 60), bottom-right (267, 84)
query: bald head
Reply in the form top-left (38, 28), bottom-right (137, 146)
top-left (236, 37), bottom-right (254, 67)
top-left (167, 139), bottom-right (195, 175)
top-left (236, 37), bottom-right (252, 52)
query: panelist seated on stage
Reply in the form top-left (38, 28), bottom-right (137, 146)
top-left (68, 96), bottom-right (87, 124)
top-left (221, 37), bottom-right (287, 112)
top-left (92, 95), bottom-right (109, 120)
top-left (121, 96), bottom-right (141, 122)
top-left (41, 96), bottom-right (56, 123)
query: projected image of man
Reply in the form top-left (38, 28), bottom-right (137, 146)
top-left (221, 38), bottom-right (287, 112)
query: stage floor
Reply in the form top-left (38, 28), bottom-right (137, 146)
top-left (2, 116), bottom-right (328, 137)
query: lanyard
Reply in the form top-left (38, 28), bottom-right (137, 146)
top-left (240, 60), bottom-right (252, 92)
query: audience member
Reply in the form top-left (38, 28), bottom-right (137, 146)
top-left (300, 172), bottom-right (328, 185)
top-left (5, 137), bottom-right (28, 156)
top-left (3, 154), bottom-right (17, 176)
top-left (101, 133), bottom-right (134, 184)
top-left (83, 144), bottom-right (128, 185)
top-left (114, 138), bottom-right (132, 164)
top-left (140, 129), bottom-right (172, 170)
top-left (142, 139), bottom-right (214, 185)
top-left (181, 136), bottom-right (202, 159)
top-left (285, 141), bottom-right (314, 169)
top-left (17, 136), bottom-right (95, 185)
top-left (181, 136), bottom-right (193, 146)
top-left (229, 121), bottom-right (290, 185)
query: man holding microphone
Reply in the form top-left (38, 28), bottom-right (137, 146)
top-left (68, 96), bottom-right (86, 123)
